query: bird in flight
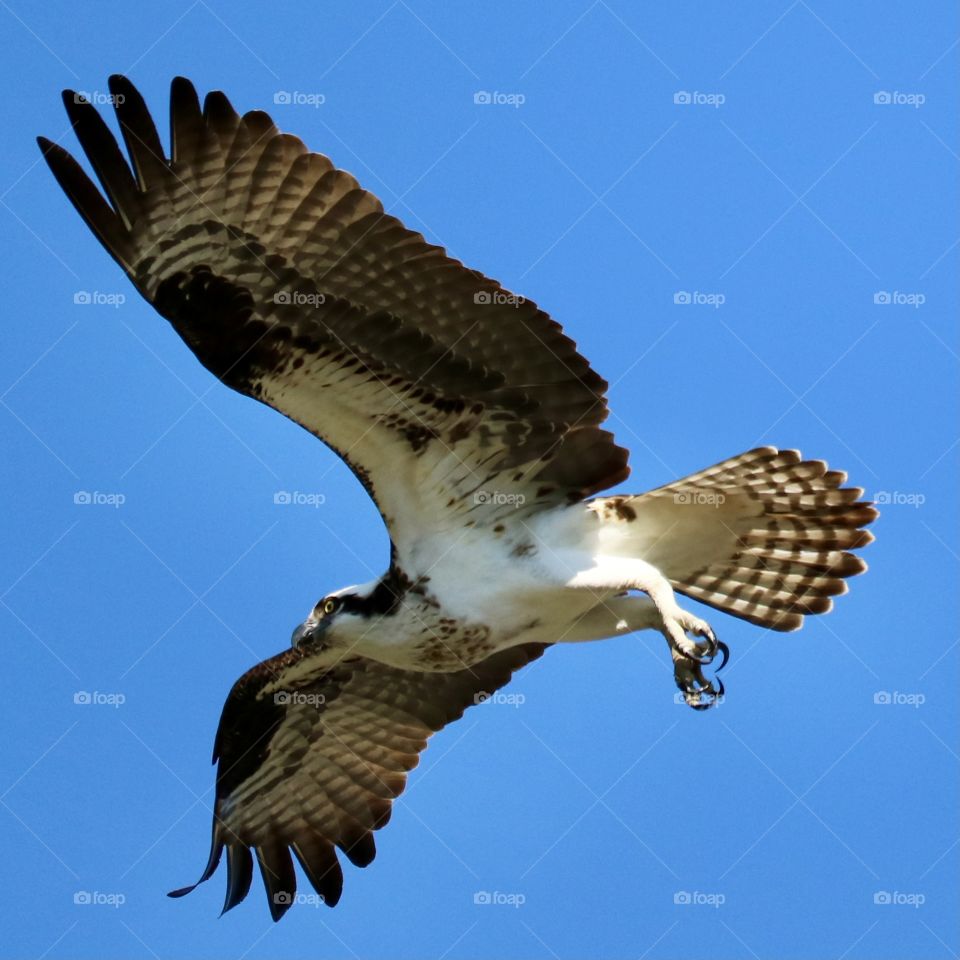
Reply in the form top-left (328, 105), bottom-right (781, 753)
top-left (40, 76), bottom-right (876, 921)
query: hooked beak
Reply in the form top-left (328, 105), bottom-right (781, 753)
top-left (291, 618), bottom-right (327, 648)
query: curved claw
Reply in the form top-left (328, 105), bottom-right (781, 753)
top-left (688, 631), bottom-right (723, 666)
top-left (714, 640), bottom-right (730, 672)
top-left (681, 681), bottom-right (723, 710)
top-left (674, 657), bottom-right (726, 710)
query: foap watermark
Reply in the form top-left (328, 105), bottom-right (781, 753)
top-left (474, 890), bottom-right (525, 907)
top-left (873, 91), bottom-right (925, 108)
top-left (73, 90), bottom-right (125, 106)
top-left (74, 691), bottom-right (125, 707)
top-left (74, 290), bottom-right (125, 308)
top-left (474, 290), bottom-right (525, 308)
top-left (473, 90), bottom-right (525, 108)
top-left (474, 690), bottom-right (526, 707)
top-left (674, 90), bottom-right (725, 108)
top-left (474, 490), bottom-right (525, 508)
top-left (74, 490), bottom-right (125, 508)
top-left (872, 490), bottom-right (925, 508)
top-left (274, 491), bottom-right (326, 507)
top-left (674, 890), bottom-right (725, 908)
top-left (673, 490), bottom-right (726, 507)
top-left (273, 90), bottom-right (325, 108)
top-left (873, 290), bottom-right (925, 308)
top-left (74, 890), bottom-right (125, 907)
top-left (674, 290), bottom-right (725, 308)
top-left (274, 290), bottom-right (326, 308)
top-left (674, 690), bottom-right (725, 707)
top-left (274, 690), bottom-right (326, 707)
top-left (273, 891), bottom-right (324, 907)
top-left (874, 690), bottom-right (925, 708)
top-left (874, 890), bottom-right (925, 908)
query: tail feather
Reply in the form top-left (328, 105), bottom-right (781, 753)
top-left (593, 446), bottom-right (877, 632)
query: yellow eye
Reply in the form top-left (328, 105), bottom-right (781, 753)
top-left (322, 598), bottom-right (338, 616)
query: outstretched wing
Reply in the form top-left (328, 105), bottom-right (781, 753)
top-left (39, 75), bottom-right (629, 559)
top-left (169, 642), bottom-right (547, 919)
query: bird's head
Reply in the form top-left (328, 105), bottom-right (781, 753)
top-left (290, 578), bottom-right (394, 650)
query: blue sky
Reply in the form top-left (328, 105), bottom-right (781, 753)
top-left (1, 2), bottom-right (957, 958)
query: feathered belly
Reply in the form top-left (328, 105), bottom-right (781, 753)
top-left (354, 503), bottom-right (610, 670)
top-left (353, 586), bottom-right (599, 672)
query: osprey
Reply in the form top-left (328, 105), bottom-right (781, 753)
top-left (40, 76), bottom-right (876, 921)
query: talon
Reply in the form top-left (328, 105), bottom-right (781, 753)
top-left (680, 678), bottom-right (723, 710)
top-left (715, 640), bottom-right (730, 671)
top-left (661, 607), bottom-right (725, 704)
top-left (673, 654), bottom-right (726, 710)
top-left (689, 632), bottom-right (721, 665)
top-left (690, 646), bottom-right (714, 665)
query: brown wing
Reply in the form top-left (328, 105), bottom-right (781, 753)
top-left (38, 76), bottom-right (629, 556)
top-left (168, 642), bottom-right (547, 920)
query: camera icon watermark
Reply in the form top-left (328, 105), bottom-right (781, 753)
top-left (74, 890), bottom-right (126, 907)
top-left (74, 690), bottom-right (126, 707)
top-left (273, 91), bottom-right (325, 108)
top-left (873, 90), bottom-right (925, 108)
top-left (674, 890), bottom-right (725, 907)
top-left (873, 290), bottom-right (925, 308)
top-left (74, 290), bottom-right (125, 308)
top-left (473, 890), bottom-right (525, 907)
top-left (271, 890), bottom-right (323, 907)
top-left (674, 290), bottom-right (725, 308)
top-left (473, 290), bottom-right (525, 308)
top-left (73, 91), bottom-right (125, 106)
top-left (674, 690), bottom-right (725, 707)
top-left (74, 490), bottom-right (126, 508)
top-left (274, 690), bottom-right (326, 707)
top-left (874, 890), bottom-right (925, 907)
top-left (873, 690), bottom-right (925, 708)
top-left (473, 690), bottom-right (526, 707)
top-left (271, 890), bottom-right (324, 908)
top-left (273, 290), bottom-right (326, 308)
top-left (673, 490), bottom-right (726, 507)
top-left (473, 90), bottom-right (526, 108)
top-left (474, 490), bottom-right (526, 508)
top-left (274, 491), bottom-right (326, 507)
top-left (673, 90), bottom-right (725, 108)
top-left (872, 490), bottom-right (924, 507)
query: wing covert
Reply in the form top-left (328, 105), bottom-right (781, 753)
top-left (40, 76), bottom-right (630, 557)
